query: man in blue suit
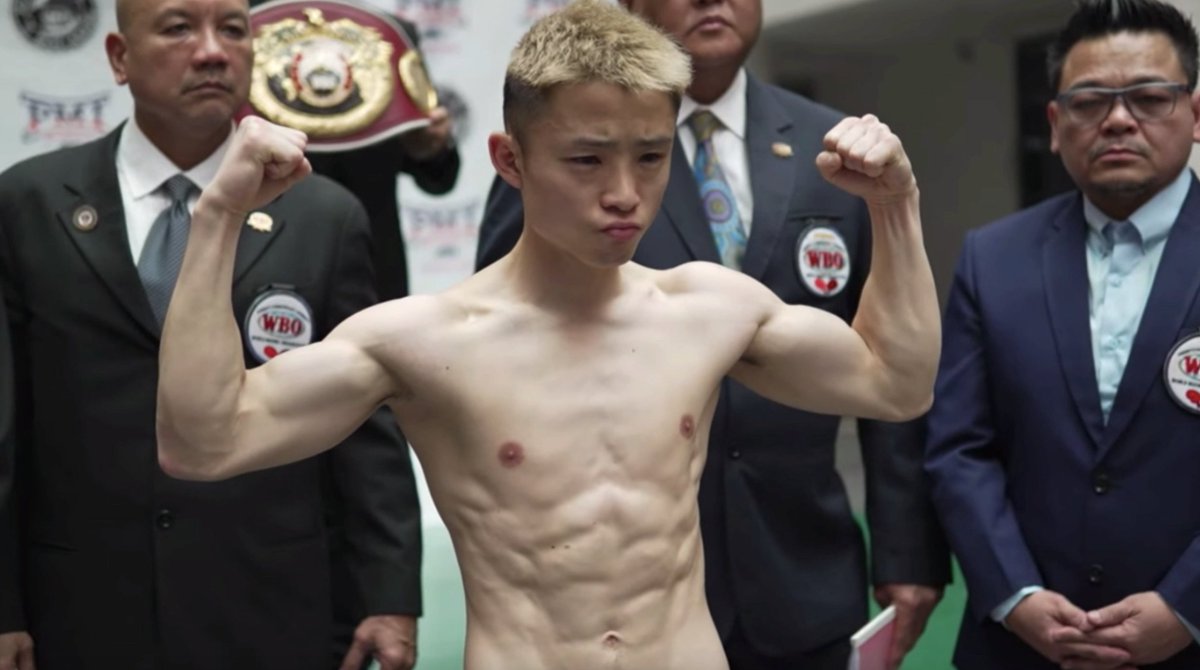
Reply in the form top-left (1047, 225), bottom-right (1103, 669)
top-left (927, 1), bottom-right (1200, 668)
top-left (476, 1), bottom-right (949, 668)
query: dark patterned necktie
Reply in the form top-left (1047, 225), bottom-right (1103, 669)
top-left (138, 174), bottom-right (196, 326)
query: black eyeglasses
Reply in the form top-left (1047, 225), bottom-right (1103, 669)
top-left (1056, 82), bottom-right (1191, 125)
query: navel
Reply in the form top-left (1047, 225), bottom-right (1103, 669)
top-left (497, 441), bottom-right (525, 468)
top-left (680, 414), bottom-right (695, 439)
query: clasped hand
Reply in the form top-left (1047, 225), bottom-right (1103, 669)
top-left (1007, 590), bottom-right (1193, 670)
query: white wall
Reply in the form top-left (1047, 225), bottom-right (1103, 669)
top-left (801, 38), bottom-right (1023, 301)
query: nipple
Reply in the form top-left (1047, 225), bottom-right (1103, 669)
top-left (497, 441), bottom-right (525, 468)
top-left (680, 414), bottom-right (695, 439)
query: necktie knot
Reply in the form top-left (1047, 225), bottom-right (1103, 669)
top-left (161, 174), bottom-right (196, 204)
top-left (1103, 220), bottom-right (1141, 249)
top-left (688, 110), bottom-right (722, 143)
top-left (1102, 219), bottom-right (1143, 275)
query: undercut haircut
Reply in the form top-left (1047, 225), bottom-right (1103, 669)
top-left (502, 0), bottom-right (692, 143)
top-left (1048, 0), bottom-right (1200, 91)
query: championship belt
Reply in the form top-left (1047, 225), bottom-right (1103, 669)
top-left (242, 0), bottom-right (438, 152)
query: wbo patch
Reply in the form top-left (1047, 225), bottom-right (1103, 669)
top-left (1164, 331), bottom-right (1200, 414)
top-left (795, 223), bottom-right (850, 298)
top-left (244, 288), bottom-right (314, 363)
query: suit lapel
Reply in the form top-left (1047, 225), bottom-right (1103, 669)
top-left (659, 140), bottom-right (721, 262)
top-left (1100, 177), bottom-right (1200, 455)
top-left (232, 207), bottom-right (286, 286)
top-left (56, 127), bottom-right (287, 340)
top-left (57, 129), bottom-right (161, 342)
top-left (1043, 196), bottom-right (1105, 447)
top-left (740, 75), bottom-right (796, 281)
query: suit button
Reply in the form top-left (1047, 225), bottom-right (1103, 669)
top-left (1088, 564), bottom-right (1104, 585)
top-left (729, 449), bottom-right (741, 459)
top-left (1093, 472), bottom-right (1111, 495)
top-left (155, 509), bottom-right (175, 530)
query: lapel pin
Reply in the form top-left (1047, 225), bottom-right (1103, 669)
top-left (72, 205), bottom-right (98, 232)
top-left (246, 211), bottom-right (273, 233)
top-left (771, 142), bottom-right (794, 158)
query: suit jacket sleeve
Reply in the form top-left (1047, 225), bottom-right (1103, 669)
top-left (475, 175), bottom-right (524, 270)
top-left (391, 16), bottom-right (460, 196)
top-left (0, 288), bottom-right (20, 634)
top-left (324, 198), bottom-right (423, 616)
top-left (401, 143), bottom-right (460, 196)
top-left (860, 417), bottom-right (952, 588)
top-left (1158, 531), bottom-right (1200, 626)
top-left (925, 230), bottom-right (1042, 622)
top-left (0, 169), bottom-right (26, 633)
top-left (839, 197), bottom-right (951, 588)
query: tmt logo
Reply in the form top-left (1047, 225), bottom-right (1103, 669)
top-left (19, 90), bottom-right (111, 145)
top-left (394, 0), bottom-right (464, 43)
top-left (523, 0), bottom-right (571, 24)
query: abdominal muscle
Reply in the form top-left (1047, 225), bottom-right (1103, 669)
top-left (409, 429), bottom-right (728, 670)
top-left (447, 482), bottom-right (728, 670)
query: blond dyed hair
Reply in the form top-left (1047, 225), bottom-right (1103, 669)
top-left (503, 0), bottom-right (692, 141)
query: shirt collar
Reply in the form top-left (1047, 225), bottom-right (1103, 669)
top-left (1083, 167), bottom-right (1192, 247)
top-left (678, 68), bottom-right (747, 140)
top-left (116, 118), bottom-right (234, 199)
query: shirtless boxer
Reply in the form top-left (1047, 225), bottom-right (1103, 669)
top-left (155, 2), bottom-right (940, 668)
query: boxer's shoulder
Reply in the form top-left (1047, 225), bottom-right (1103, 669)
top-left (651, 261), bottom-right (777, 317)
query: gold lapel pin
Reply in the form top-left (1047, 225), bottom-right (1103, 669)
top-left (246, 211), bottom-right (273, 233)
top-left (771, 142), bottom-right (794, 158)
top-left (72, 205), bottom-right (99, 232)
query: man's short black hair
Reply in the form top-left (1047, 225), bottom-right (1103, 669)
top-left (1048, 0), bottom-right (1199, 91)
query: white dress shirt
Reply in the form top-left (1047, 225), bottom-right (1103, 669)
top-left (678, 68), bottom-right (754, 236)
top-left (115, 119), bottom-right (232, 263)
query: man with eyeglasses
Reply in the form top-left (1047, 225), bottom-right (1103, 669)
top-left (926, 1), bottom-right (1200, 669)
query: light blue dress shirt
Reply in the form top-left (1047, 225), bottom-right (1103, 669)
top-left (1083, 171), bottom-right (1185, 421)
top-left (991, 169), bottom-right (1199, 643)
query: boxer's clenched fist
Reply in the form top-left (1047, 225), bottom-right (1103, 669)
top-left (201, 116), bottom-right (312, 220)
top-left (816, 114), bottom-right (917, 206)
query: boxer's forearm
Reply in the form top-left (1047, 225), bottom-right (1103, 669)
top-left (852, 190), bottom-right (939, 416)
top-left (156, 196), bottom-right (248, 481)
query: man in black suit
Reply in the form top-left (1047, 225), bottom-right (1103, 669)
top-left (0, 0), bottom-right (422, 668)
top-left (475, 0), bottom-right (950, 667)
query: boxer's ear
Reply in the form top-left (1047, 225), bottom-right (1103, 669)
top-left (489, 132), bottom-right (524, 190)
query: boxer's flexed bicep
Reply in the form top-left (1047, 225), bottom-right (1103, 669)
top-left (157, 299), bottom-right (430, 482)
top-left (729, 292), bottom-right (912, 422)
top-left (231, 320), bottom-right (395, 475)
top-left (670, 263), bottom-right (903, 420)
